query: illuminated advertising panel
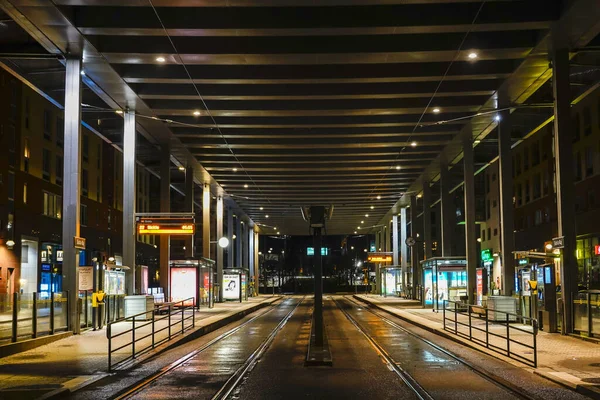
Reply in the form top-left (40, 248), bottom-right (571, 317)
top-left (170, 267), bottom-right (197, 306)
top-left (223, 274), bottom-right (240, 300)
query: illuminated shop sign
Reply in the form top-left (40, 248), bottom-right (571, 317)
top-left (481, 249), bottom-right (493, 263)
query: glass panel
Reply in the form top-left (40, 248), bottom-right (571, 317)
top-left (592, 293), bottom-right (600, 337)
top-left (573, 292), bottom-right (588, 333)
top-left (36, 292), bottom-right (52, 335)
top-left (54, 292), bottom-right (68, 331)
top-left (17, 293), bottom-right (34, 339)
top-left (0, 293), bottom-right (14, 342)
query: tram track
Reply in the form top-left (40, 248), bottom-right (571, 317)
top-left (111, 296), bottom-right (304, 400)
top-left (333, 296), bottom-right (541, 400)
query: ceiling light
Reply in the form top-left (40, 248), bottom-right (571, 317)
top-left (474, 139), bottom-right (481, 144)
top-left (433, 108), bottom-right (440, 113)
top-left (277, 232), bottom-right (280, 235)
top-left (357, 226), bottom-right (361, 229)
top-left (244, 184), bottom-right (248, 188)
top-left (265, 215), bottom-right (269, 218)
top-left (193, 111), bottom-right (201, 116)
top-left (365, 214), bottom-right (369, 217)
top-left (274, 227), bottom-right (278, 230)
top-left (417, 194), bottom-right (422, 198)
top-left (495, 115), bottom-right (501, 121)
top-left (354, 231), bottom-right (357, 234)
top-left (260, 207), bottom-right (264, 210)
top-left (156, 56), bottom-right (166, 63)
top-left (377, 195), bottom-right (381, 200)
top-left (468, 52), bottom-right (478, 59)
top-left (115, 110), bottom-right (123, 115)
top-left (364, 249), bottom-right (367, 253)
top-left (395, 165), bottom-right (401, 170)
top-left (178, 166), bottom-right (185, 171)
top-left (233, 167), bottom-right (238, 172)
top-left (361, 220), bottom-right (364, 224)
top-left (411, 141), bottom-right (417, 147)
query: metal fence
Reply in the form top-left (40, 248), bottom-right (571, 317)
top-left (107, 297), bottom-right (196, 371)
top-left (573, 290), bottom-right (600, 338)
top-left (0, 292), bottom-right (69, 343)
top-left (442, 300), bottom-right (538, 367)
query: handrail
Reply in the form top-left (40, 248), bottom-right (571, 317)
top-left (442, 300), bottom-right (538, 368)
top-left (107, 297), bottom-right (195, 371)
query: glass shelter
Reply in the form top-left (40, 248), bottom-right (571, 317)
top-left (420, 257), bottom-right (468, 310)
top-left (169, 258), bottom-right (215, 309)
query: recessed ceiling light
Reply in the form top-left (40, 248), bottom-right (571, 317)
top-left (193, 111), bottom-right (201, 116)
top-left (411, 141), bottom-right (417, 147)
top-left (244, 184), bottom-right (248, 188)
top-left (354, 231), bottom-right (357, 234)
top-left (260, 207), bottom-right (264, 210)
top-left (370, 206), bottom-right (374, 209)
top-left (156, 56), bottom-right (166, 62)
top-left (361, 220), bottom-right (364, 224)
top-left (395, 165), bottom-right (401, 170)
top-left (178, 166), bottom-right (185, 171)
top-left (468, 52), bottom-right (478, 59)
top-left (233, 167), bottom-right (238, 172)
top-left (377, 195), bottom-right (381, 200)
top-left (365, 214), bottom-right (369, 217)
top-left (357, 226), bottom-right (361, 229)
top-left (115, 110), bottom-right (123, 115)
top-left (277, 232), bottom-right (280, 235)
top-left (265, 215), bottom-right (269, 218)
top-left (433, 108), bottom-right (440, 113)
top-left (417, 194), bottom-right (422, 198)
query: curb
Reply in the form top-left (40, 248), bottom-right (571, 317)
top-left (353, 295), bottom-right (600, 399)
top-left (36, 297), bottom-right (281, 400)
top-left (0, 331), bottom-right (73, 358)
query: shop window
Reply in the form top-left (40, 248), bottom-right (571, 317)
top-left (42, 148), bottom-right (51, 181)
top-left (585, 146), bottom-right (594, 177)
top-left (23, 138), bottom-right (30, 173)
top-left (56, 118), bottom-right (64, 149)
top-left (43, 191), bottom-right (62, 219)
top-left (583, 106), bottom-right (592, 136)
top-left (23, 183), bottom-right (27, 204)
top-left (82, 169), bottom-right (89, 197)
top-left (43, 109), bottom-right (52, 141)
top-left (55, 155), bottom-right (63, 186)
top-left (80, 204), bottom-right (88, 227)
top-left (573, 113), bottom-right (581, 142)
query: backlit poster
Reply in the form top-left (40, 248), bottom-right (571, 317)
top-left (171, 267), bottom-right (197, 306)
top-left (385, 271), bottom-right (396, 295)
top-left (423, 269), bottom-right (433, 305)
top-left (223, 274), bottom-right (240, 300)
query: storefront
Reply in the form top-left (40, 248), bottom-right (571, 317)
top-left (421, 257), bottom-right (468, 310)
top-left (169, 258), bottom-right (215, 308)
top-left (39, 242), bottom-right (62, 299)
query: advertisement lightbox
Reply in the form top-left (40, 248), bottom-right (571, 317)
top-left (223, 274), bottom-right (240, 300)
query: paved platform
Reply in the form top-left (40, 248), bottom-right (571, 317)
top-left (0, 296), bottom-right (280, 400)
top-left (355, 294), bottom-right (600, 398)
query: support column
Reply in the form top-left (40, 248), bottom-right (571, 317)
top-left (400, 208), bottom-right (408, 293)
top-left (385, 222), bottom-right (391, 254)
top-left (248, 225), bottom-right (254, 297)
top-left (463, 132), bottom-right (478, 304)
top-left (254, 230), bottom-right (259, 296)
top-left (422, 181), bottom-right (432, 260)
top-left (242, 221), bottom-right (248, 270)
top-left (498, 94), bottom-right (514, 296)
top-left (123, 111), bottom-right (136, 295)
top-left (375, 230), bottom-right (381, 294)
top-left (202, 183), bottom-right (210, 259)
top-left (216, 196), bottom-right (223, 302)
top-left (62, 58), bottom-right (82, 334)
top-left (392, 215), bottom-right (399, 265)
top-left (410, 196), bottom-right (419, 299)
top-left (440, 157), bottom-right (453, 257)
top-left (227, 208), bottom-right (234, 268)
top-left (184, 167), bottom-right (194, 258)
top-left (159, 144), bottom-right (170, 299)
top-left (235, 216), bottom-right (242, 267)
top-left (552, 44), bottom-right (577, 334)
top-left (314, 227), bottom-right (323, 346)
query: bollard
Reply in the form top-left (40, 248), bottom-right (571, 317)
top-left (32, 293), bottom-right (38, 338)
top-left (11, 292), bottom-right (18, 343)
top-left (468, 305), bottom-right (472, 340)
top-left (132, 314), bottom-right (136, 359)
top-left (485, 308), bottom-right (489, 348)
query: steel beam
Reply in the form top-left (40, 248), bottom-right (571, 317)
top-left (248, 224), bottom-right (255, 296)
top-left (463, 131), bottom-right (477, 304)
top-left (123, 110), bottom-right (136, 294)
top-left (62, 58), bottom-right (82, 334)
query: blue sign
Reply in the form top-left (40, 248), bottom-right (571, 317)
top-left (41, 263), bottom-right (51, 272)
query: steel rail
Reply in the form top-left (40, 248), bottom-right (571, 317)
top-left (346, 296), bottom-right (541, 400)
top-left (112, 296), bottom-right (301, 400)
top-left (331, 296), bottom-right (434, 400)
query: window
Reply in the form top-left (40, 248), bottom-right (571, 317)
top-left (23, 138), bottom-right (30, 173)
top-left (525, 180), bottom-right (530, 203)
top-left (487, 227), bottom-right (491, 240)
top-left (588, 190), bottom-right (596, 209)
top-left (523, 148), bottom-right (529, 171)
top-left (23, 183), bottom-right (27, 204)
top-left (493, 199), bottom-right (497, 208)
top-left (533, 173), bottom-right (541, 199)
top-left (24, 97), bottom-right (29, 129)
top-left (486, 199), bottom-right (491, 219)
top-left (573, 113), bottom-right (581, 142)
top-left (55, 155), bottom-right (63, 186)
top-left (96, 176), bottom-right (101, 202)
top-left (82, 169), bottom-right (89, 197)
top-left (574, 151), bottom-right (582, 181)
top-left (43, 192), bottom-right (62, 219)
top-left (534, 210), bottom-right (542, 226)
top-left (585, 146), bottom-right (594, 177)
top-left (82, 134), bottom-right (89, 163)
top-left (43, 109), bottom-right (52, 140)
top-left (42, 148), bottom-right (51, 181)
top-left (80, 204), bottom-right (88, 226)
top-left (516, 183), bottom-right (522, 206)
top-left (97, 143), bottom-right (101, 169)
top-left (494, 228), bottom-right (498, 236)
top-left (515, 154), bottom-right (522, 175)
top-left (56, 118), bottom-right (64, 148)
top-left (532, 142), bottom-right (540, 166)
top-left (543, 170), bottom-right (549, 196)
top-left (583, 106), bottom-right (592, 136)
top-left (481, 229), bottom-right (486, 242)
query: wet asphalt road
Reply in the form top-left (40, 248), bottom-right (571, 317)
top-left (73, 295), bottom-right (586, 400)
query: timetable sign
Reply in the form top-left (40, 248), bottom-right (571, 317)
top-left (137, 218), bottom-right (195, 235)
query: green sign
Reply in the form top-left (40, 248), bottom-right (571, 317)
top-left (481, 249), bottom-right (493, 262)
top-left (518, 258), bottom-right (529, 266)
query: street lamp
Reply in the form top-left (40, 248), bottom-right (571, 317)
top-left (211, 237), bottom-right (230, 248)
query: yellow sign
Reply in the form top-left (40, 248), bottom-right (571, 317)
top-left (528, 280), bottom-right (538, 290)
top-left (367, 253), bottom-right (393, 263)
top-left (137, 223), bottom-right (195, 235)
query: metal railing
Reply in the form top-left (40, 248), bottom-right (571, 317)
top-left (442, 300), bottom-right (538, 368)
top-left (0, 292), bottom-right (69, 343)
top-left (107, 297), bottom-right (196, 371)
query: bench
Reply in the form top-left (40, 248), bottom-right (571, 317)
top-left (470, 305), bottom-right (486, 317)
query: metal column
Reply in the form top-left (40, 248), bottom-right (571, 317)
top-left (392, 215), bottom-right (399, 265)
top-left (422, 181), bottom-right (432, 260)
top-left (410, 196), bottom-right (419, 299)
top-left (463, 132), bottom-right (477, 304)
top-left (242, 222), bottom-right (249, 270)
top-left (497, 95), bottom-right (515, 295)
top-left (159, 144), bottom-right (170, 299)
top-left (552, 44), bottom-right (577, 334)
top-left (400, 208), bottom-right (408, 293)
top-left (184, 167), bottom-right (194, 258)
top-left (314, 227), bottom-right (323, 346)
top-left (123, 110), bottom-right (136, 294)
top-left (62, 58), bottom-right (82, 334)
top-left (216, 196), bottom-right (224, 302)
top-left (248, 225), bottom-right (254, 296)
top-left (440, 157), bottom-right (453, 257)
top-left (375, 230), bottom-right (381, 294)
top-left (235, 216), bottom-right (242, 267)
top-left (202, 183), bottom-right (210, 259)
top-left (227, 207), bottom-right (234, 268)
top-left (254, 230), bottom-right (260, 296)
